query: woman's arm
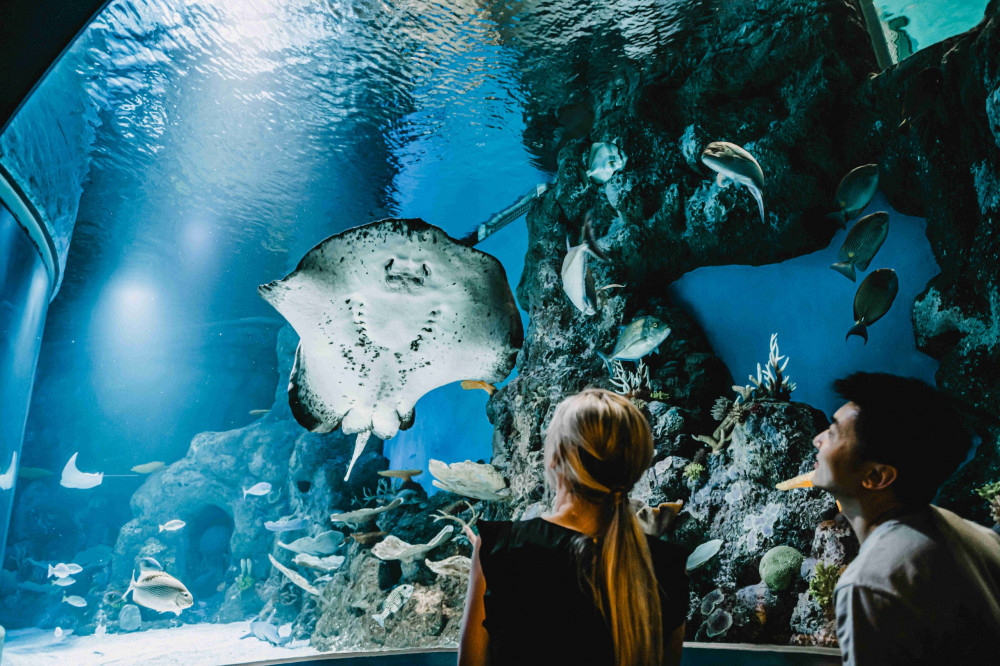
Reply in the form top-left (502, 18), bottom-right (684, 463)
top-left (664, 623), bottom-right (684, 666)
top-left (458, 531), bottom-right (488, 666)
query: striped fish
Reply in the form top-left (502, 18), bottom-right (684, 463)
top-left (125, 569), bottom-right (194, 616)
top-left (372, 584), bottom-right (414, 628)
top-left (831, 212), bottom-right (889, 282)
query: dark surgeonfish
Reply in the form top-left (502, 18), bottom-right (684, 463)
top-left (831, 212), bottom-right (890, 282)
top-left (847, 268), bottom-right (898, 344)
top-left (830, 164), bottom-right (879, 228)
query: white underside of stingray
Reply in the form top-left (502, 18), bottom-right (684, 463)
top-left (0, 451), bottom-right (16, 490)
top-left (259, 218), bottom-right (522, 480)
top-left (60, 452), bottom-right (103, 489)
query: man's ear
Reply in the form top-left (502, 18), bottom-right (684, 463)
top-left (861, 462), bottom-right (898, 491)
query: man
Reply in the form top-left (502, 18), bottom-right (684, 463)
top-left (812, 372), bottom-right (1000, 665)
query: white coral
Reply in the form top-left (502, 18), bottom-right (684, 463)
top-left (372, 526), bottom-right (453, 563)
top-left (429, 459), bottom-right (510, 501)
top-left (609, 359), bottom-right (651, 396)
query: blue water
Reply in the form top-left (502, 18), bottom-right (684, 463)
top-left (876, 0), bottom-right (990, 58)
top-left (670, 192), bottom-right (940, 417)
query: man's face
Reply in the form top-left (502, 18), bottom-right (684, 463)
top-left (812, 402), bottom-right (868, 496)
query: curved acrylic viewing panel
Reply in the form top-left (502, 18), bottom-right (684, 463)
top-left (0, 174), bottom-right (52, 572)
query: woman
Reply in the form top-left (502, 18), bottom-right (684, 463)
top-left (459, 389), bottom-right (687, 666)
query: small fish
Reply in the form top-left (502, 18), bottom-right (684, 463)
top-left (830, 164), bottom-right (879, 227)
top-left (48, 562), bottom-right (83, 578)
top-left (586, 142), bottom-right (627, 184)
top-left (51, 576), bottom-right (77, 587)
top-left (597, 316), bottom-right (671, 374)
top-left (847, 268), bottom-right (898, 344)
top-left (461, 380), bottom-right (497, 395)
top-left (159, 519), bottom-right (186, 533)
top-left (0, 451), bottom-right (16, 490)
top-left (62, 594), bottom-right (88, 608)
top-left (700, 141), bottom-right (766, 223)
top-left (776, 471), bottom-right (815, 490)
top-left (54, 627), bottom-right (64, 638)
top-left (264, 517), bottom-right (308, 532)
top-left (243, 482), bottom-right (272, 499)
top-left (372, 583), bottom-right (414, 628)
top-left (131, 461), bottom-right (165, 474)
top-left (561, 216), bottom-right (614, 316)
top-left (125, 568), bottom-right (194, 615)
top-left (830, 212), bottom-right (889, 282)
top-left (17, 466), bottom-right (54, 480)
top-left (249, 409), bottom-right (270, 416)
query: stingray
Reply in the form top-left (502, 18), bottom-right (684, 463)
top-left (259, 218), bottom-right (522, 480)
top-left (0, 451), bottom-right (16, 490)
top-left (59, 453), bottom-right (136, 489)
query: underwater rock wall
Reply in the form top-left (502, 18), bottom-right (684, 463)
top-left (486, 0), bottom-right (1000, 646)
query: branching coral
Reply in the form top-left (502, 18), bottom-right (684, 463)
top-left (975, 480), bottom-right (1000, 501)
top-left (696, 333), bottom-right (795, 454)
top-left (432, 501), bottom-right (478, 543)
top-left (608, 359), bottom-right (669, 402)
top-left (683, 462), bottom-right (705, 482)
top-left (742, 333), bottom-right (797, 402)
top-left (362, 478), bottom-right (397, 506)
top-left (808, 561), bottom-right (844, 610)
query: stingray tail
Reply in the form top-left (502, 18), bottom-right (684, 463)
top-left (830, 262), bottom-right (857, 282)
top-left (344, 431), bottom-right (372, 482)
top-left (846, 322), bottom-right (869, 344)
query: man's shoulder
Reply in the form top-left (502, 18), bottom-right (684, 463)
top-left (837, 505), bottom-right (1000, 595)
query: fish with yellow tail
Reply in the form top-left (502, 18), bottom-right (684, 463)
top-left (124, 559), bottom-right (193, 615)
top-left (847, 268), bottom-right (898, 344)
top-left (373, 583), bottom-right (414, 628)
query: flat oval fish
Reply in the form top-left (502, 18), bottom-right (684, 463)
top-left (831, 164), bottom-right (879, 227)
top-left (51, 576), bottom-right (76, 587)
top-left (597, 316), bottom-right (671, 374)
top-left (830, 212), bottom-right (889, 282)
top-left (131, 461), bottom-right (165, 474)
top-left (258, 218), bottom-right (522, 481)
top-left (586, 142), bottom-right (627, 184)
top-left (125, 567), bottom-right (194, 615)
top-left (372, 583), bottom-right (414, 628)
top-left (62, 594), bottom-right (87, 608)
top-left (700, 141), bottom-right (766, 223)
top-left (847, 268), bottom-right (898, 344)
top-left (560, 217), bottom-right (614, 316)
top-left (243, 481), bottom-right (272, 499)
top-left (264, 517), bottom-right (309, 532)
top-left (48, 562), bottom-right (83, 578)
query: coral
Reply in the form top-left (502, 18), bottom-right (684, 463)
top-left (609, 359), bottom-right (651, 396)
top-left (362, 478), bottom-right (398, 506)
top-left (975, 480), bottom-right (1000, 501)
top-left (683, 462), bottom-right (705, 482)
top-left (759, 545), bottom-right (804, 592)
top-left (808, 561), bottom-right (843, 611)
top-left (743, 503), bottom-right (784, 551)
top-left (428, 460), bottom-right (510, 501)
top-left (236, 558), bottom-right (255, 592)
top-left (700, 589), bottom-right (725, 615)
top-left (991, 497), bottom-right (1000, 525)
top-left (705, 609), bottom-right (733, 638)
top-left (740, 333), bottom-right (797, 402)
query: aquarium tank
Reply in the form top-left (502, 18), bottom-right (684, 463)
top-left (0, 0), bottom-right (998, 663)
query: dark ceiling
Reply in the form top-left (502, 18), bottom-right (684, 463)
top-left (0, 0), bottom-right (109, 134)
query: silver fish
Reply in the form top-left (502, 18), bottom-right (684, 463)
top-left (586, 142), bottom-right (627, 184)
top-left (831, 164), bottom-right (879, 227)
top-left (597, 316), bottom-right (671, 374)
top-left (48, 563), bottom-right (83, 578)
top-left (264, 517), bottom-right (308, 533)
top-left (847, 268), bottom-right (898, 344)
top-left (159, 519), bottom-right (186, 533)
top-left (561, 217), bottom-right (612, 316)
top-left (700, 141), bottom-right (766, 223)
top-left (62, 594), bottom-right (87, 608)
top-left (51, 576), bottom-right (76, 587)
top-left (372, 583), bottom-right (414, 628)
top-left (831, 212), bottom-right (889, 281)
top-left (243, 481), bottom-right (272, 499)
top-left (125, 569), bottom-right (194, 615)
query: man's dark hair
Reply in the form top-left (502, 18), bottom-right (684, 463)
top-left (833, 372), bottom-right (971, 504)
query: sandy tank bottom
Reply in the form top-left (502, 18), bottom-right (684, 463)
top-left (1, 622), bottom-right (323, 665)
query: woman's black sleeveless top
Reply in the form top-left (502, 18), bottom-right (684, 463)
top-left (477, 518), bottom-right (689, 665)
